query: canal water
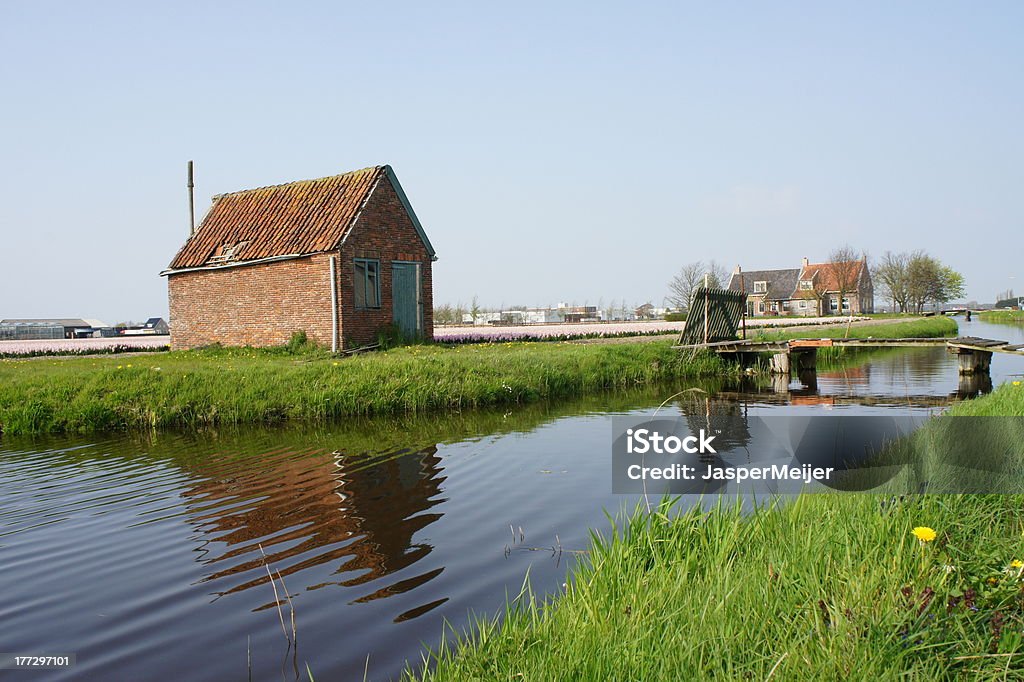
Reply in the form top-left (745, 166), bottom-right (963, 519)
top-left (1, 319), bottom-right (1022, 681)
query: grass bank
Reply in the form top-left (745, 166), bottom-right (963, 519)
top-left (0, 341), bottom-right (726, 435)
top-left (752, 314), bottom-right (958, 342)
top-left (979, 310), bottom-right (1024, 324)
top-left (410, 493), bottom-right (1024, 680)
top-left (407, 349), bottom-right (1024, 681)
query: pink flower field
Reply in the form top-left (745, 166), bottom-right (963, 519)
top-left (432, 316), bottom-right (868, 344)
top-left (0, 336), bottom-right (170, 358)
top-left (433, 321), bottom-right (684, 343)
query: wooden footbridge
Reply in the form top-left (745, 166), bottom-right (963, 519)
top-left (678, 336), bottom-right (1024, 375)
top-left (675, 285), bottom-right (1022, 377)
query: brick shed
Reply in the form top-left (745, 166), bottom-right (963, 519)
top-left (162, 165), bottom-right (436, 350)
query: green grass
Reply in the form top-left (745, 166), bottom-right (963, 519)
top-left (752, 315), bottom-right (959, 342)
top-left (408, 493), bottom-right (1024, 680)
top-left (947, 379), bottom-right (1024, 416)
top-left (0, 341), bottom-right (728, 435)
top-left (979, 310), bottom-right (1024, 324)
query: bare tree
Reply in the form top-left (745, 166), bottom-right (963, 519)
top-left (873, 251), bottom-right (910, 313)
top-left (828, 245), bottom-right (865, 316)
top-left (470, 295), bottom-right (481, 324)
top-left (706, 260), bottom-right (728, 289)
top-left (668, 260), bottom-right (728, 310)
top-left (668, 261), bottom-right (706, 309)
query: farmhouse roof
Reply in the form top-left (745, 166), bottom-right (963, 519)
top-left (727, 269), bottom-right (801, 298)
top-left (797, 259), bottom-right (867, 294)
top-left (164, 165), bottom-right (434, 273)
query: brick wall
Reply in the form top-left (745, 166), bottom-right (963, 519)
top-left (167, 253), bottom-right (336, 349)
top-left (167, 175), bottom-right (435, 350)
top-left (338, 177), bottom-right (434, 347)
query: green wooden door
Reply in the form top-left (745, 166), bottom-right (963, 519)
top-left (392, 262), bottom-right (421, 338)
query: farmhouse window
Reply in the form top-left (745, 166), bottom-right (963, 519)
top-left (830, 297), bottom-right (839, 311)
top-left (354, 258), bottom-right (381, 309)
top-left (753, 281), bottom-right (767, 294)
top-left (799, 280), bottom-right (813, 290)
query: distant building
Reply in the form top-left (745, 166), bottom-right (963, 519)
top-left (122, 318), bottom-right (170, 336)
top-left (0, 318), bottom-right (109, 340)
top-left (460, 303), bottom-right (608, 325)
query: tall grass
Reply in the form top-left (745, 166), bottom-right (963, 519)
top-left (0, 341), bottom-right (727, 435)
top-left (979, 310), bottom-right (1024, 324)
top-left (409, 493), bottom-right (1024, 680)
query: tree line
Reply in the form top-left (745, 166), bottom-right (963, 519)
top-left (873, 251), bottom-right (965, 313)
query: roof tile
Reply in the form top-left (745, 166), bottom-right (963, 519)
top-left (167, 166), bottom-right (385, 270)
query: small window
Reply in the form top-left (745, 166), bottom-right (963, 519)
top-left (753, 281), bottom-right (767, 294)
top-left (770, 302), bottom-right (778, 312)
top-left (758, 302), bottom-right (765, 313)
top-left (799, 280), bottom-right (813, 290)
top-left (354, 258), bottom-right (380, 309)
top-left (830, 297), bottom-right (839, 311)
top-left (842, 297), bottom-right (851, 310)
top-left (782, 301), bottom-right (790, 310)
top-left (799, 300), bottom-right (807, 309)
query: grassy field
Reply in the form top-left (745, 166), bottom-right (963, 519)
top-left (979, 310), bottom-right (1024, 324)
top-left (752, 315), bottom-right (958, 342)
top-left (405, 338), bottom-right (1024, 681)
top-left (0, 341), bottom-right (728, 435)
top-left (0, 317), bottom-right (960, 436)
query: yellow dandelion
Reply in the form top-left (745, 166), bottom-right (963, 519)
top-left (911, 526), bottom-right (937, 543)
top-left (1014, 381), bottom-right (1022, 386)
top-left (1012, 560), bottom-right (1024, 569)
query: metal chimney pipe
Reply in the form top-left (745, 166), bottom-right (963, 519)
top-left (187, 161), bottom-right (195, 235)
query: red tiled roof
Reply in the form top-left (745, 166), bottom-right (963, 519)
top-left (797, 259), bottom-right (866, 295)
top-left (167, 166), bottom-right (386, 270)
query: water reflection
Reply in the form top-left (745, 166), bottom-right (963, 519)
top-left (180, 443), bottom-right (447, 619)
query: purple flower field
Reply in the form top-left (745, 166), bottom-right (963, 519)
top-left (0, 336), bottom-right (170, 358)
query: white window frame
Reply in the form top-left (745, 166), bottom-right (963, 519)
top-left (753, 281), bottom-right (767, 294)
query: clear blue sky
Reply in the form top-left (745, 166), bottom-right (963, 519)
top-left (1, 1), bottom-right (1020, 322)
